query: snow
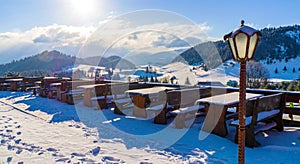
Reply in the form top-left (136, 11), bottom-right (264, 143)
top-left (161, 62), bottom-right (238, 86)
top-left (1, 91), bottom-right (300, 163)
top-left (286, 30), bottom-right (300, 44)
top-left (261, 56), bottom-right (300, 81)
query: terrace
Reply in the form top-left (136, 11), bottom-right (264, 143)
top-left (1, 77), bottom-right (300, 163)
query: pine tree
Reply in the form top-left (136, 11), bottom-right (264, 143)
top-left (287, 82), bottom-right (295, 91)
top-left (185, 77), bottom-right (191, 85)
top-left (150, 76), bottom-right (154, 82)
top-left (283, 66), bottom-right (287, 71)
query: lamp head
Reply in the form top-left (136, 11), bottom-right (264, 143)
top-left (224, 20), bottom-right (261, 61)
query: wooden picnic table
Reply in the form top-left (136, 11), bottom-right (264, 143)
top-left (126, 86), bottom-right (175, 118)
top-left (48, 82), bottom-right (62, 99)
top-left (196, 92), bottom-right (263, 137)
top-left (77, 83), bottom-right (106, 107)
top-left (5, 78), bottom-right (23, 91)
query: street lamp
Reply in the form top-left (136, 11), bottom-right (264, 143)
top-left (224, 20), bottom-right (261, 164)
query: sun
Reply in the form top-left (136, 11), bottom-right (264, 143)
top-left (70, 0), bottom-right (98, 17)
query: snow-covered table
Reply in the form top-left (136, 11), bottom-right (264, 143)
top-left (196, 92), bottom-right (262, 137)
top-left (5, 78), bottom-right (23, 91)
top-left (126, 87), bottom-right (175, 118)
top-left (77, 84), bottom-right (107, 107)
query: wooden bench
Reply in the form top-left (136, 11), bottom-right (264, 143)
top-left (19, 77), bottom-right (42, 92)
top-left (147, 87), bottom-right (206, 127)
top-left (110, 83), bottom-right (134, 114)
top-left (230, 93), bottom-right (285, 147)
top-left (60, 80), bottom-right (95, 104)
top-left (39, 77), bottom-right (61, 97)
top-left (111, 83), bottom-right (154, 114)
top-left (170, 104), bottom-right (205, 128)
top-left (91, 84), bottom-right (109, 109)
top-left (0, 78), bottom-right (10, 91)
top-left (168, 88), bottom-right (205, 128)
top-left (283, 92), bottom-right (300, 121)
top-left (65, 89), bottom-right (85, 104)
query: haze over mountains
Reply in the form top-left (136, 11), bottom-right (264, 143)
top-left (1, 25), bottom-right (300, 78)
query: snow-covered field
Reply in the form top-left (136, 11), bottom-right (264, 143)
top-left (162, 57), bottom-right (300, 86)
top-left (1, 91), bottom-right (300, 163)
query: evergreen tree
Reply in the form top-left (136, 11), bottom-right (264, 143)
top-left (112, 73), bottom-right (120, 80)
top-left (285, 58), bottom-right (289, 63)
top-left (287, 81), bottom-right (295, 91)
top-left (185, 77), bottom-right (191, 85)
top-left (150, 76), bottom-right (154, 82)
top-left (283, 66), bottom-right (287, 71)
top-left (144, 76), bottom-right (148, 82)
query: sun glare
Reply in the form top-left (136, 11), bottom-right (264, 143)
top-left (70, 0), bottom-right (98, 17)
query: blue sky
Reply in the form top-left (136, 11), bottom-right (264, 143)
top-left (0, 0), bottom-right (299, 63)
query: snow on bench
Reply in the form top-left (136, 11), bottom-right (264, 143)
top-left (230, 93), bottom-right (285, 147)
top-left (113, 97), bottom-right (132, 104)
top-left (254, 122), bottom-right (277, 135)
top-left (170, 105), bottom-right (204, 114)
top-left (231, 109), bottom-right (280, 127)
top-left (63, 89), bottom-right (85, 104)
top-left (147, 104), bottom-right (165, 111)
top-left (113, 97), bottom-right (133, 115)
top-left (170, 105), bottom-right (205, 129)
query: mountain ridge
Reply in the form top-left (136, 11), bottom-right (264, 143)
top-left (173, 25), bottom-right (300, 68)
top-left (0, 50), bottom-right (135, 76)
top-left (1, 24), bottom-right (300, 76)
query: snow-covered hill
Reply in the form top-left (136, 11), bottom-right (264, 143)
top-left (161, 57), bottom-right (299, 86)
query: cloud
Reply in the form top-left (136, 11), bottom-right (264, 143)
top-left (165, 38), bottom-right (190, 48)
top-left (0, 10), bottom-right (216, 64)
top-left (33, 34), bottom-right (52, 43)
top-left (0, 24), bottom-right (96, 63)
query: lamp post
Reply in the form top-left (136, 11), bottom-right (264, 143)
top-left (224, 20), bottom-right (261, 164)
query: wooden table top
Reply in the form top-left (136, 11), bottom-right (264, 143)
top-left (77, 83), bottom-right (106, 89)
top-left (50, 82), bottom-right (62, 87)
top-left (125, 86), bottom-right (175, 96)
top-left (196, 92), bottom-right (263, 106)
top-left (5, 78), bottom-right (23, 82)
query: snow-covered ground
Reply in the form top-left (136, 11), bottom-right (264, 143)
top-left (1, 91), bottom-right (300, 163)
top-left (161, 62), bottom-right (239, 86)
top-left (261, 56), bottom-right (300, 81)
top-left (161, 56), bottom-right (300, 86)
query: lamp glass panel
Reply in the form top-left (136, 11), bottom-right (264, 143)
top-left (229, 38), bottom-right (237, 60)
top-left (235, 33), bottom-right (248, 59)
top-left (247, 33), bottom-right (258, 59)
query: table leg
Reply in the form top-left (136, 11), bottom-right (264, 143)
top-left (56, 86), bottom-right (62, 101)
top-left (202, 104), bottom-right (228, 137)
top-left (10, 82), bottom-right (17, 91)
top-left (84, 88), bottom-right (93, 107)
top-left (132, 95), bottom-right (147, 118)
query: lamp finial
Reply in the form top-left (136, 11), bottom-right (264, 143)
top-left (241, 20), bottom-right (245, 26)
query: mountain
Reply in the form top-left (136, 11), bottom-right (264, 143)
top-left (0, 50), bottom-right (77, 76)
top-left (81, 56), bottom-right (136, 69)
top-left (174, 25), bottom-right (300, 68)
top-left (0, 50), bottom-right (136, 76)
top-left (123, 51), bottom-right (179, 66)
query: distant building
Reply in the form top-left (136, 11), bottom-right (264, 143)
top-left (227, 80), bottom-right (238, 87)
top-left (198, 81), bottom-right (225, 87)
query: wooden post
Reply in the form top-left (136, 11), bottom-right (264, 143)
top-left (238, 61), bottom-right (246, 164)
